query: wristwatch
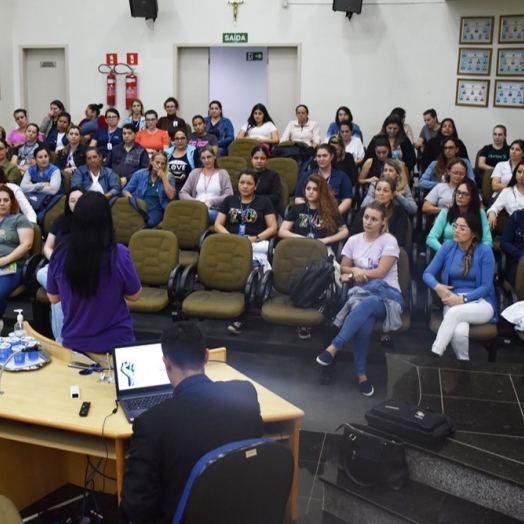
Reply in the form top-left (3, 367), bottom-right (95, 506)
top-left (463, 295), bottom-right (468, 303)
top-left (255, 235), bottom-right (261, 242)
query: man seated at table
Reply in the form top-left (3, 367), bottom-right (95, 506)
top-left (120, 322), bottom-right (264, 524)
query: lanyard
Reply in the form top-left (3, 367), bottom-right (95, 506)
top-left (307, 203), bottom-right (318, 234)
top-left (240, 198), bottom-right (254, 224)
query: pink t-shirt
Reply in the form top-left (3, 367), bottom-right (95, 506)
top-left (8, 129), bottom-right (44, 145)
top-left (341, 232), bottom-right (400, 290)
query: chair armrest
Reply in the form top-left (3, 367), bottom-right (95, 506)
top-left (267, 237), bottom-right (276, 266)
top-left (167, 264), bottom-right (183, 303)
top-left (22, 254), bottom-right (44, 287)
top-left (176, 264), bottom-right (197, 301)
top-left (244, 268), bottom-right (259, 309)
top-left (198, 229), bottom-right (213, 251)
top-left (257, 270), bottom-right (273, 305)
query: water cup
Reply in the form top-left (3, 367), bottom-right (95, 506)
top-left (12, 345), bottom-right (26, 366)
top-left (25, 344), bottom-right (40, 362)
top-left (0, 342), bottom-right (12, 364)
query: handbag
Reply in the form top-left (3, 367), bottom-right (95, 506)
top-left (337, 422), bottom-right (408, 490)
top-left (25, 192), bottom-right (52, 212)
top-left (365, 399), bottom-right (455, 445)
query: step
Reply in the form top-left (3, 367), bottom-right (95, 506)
top-left (320, 463), bottom-right (522, 524)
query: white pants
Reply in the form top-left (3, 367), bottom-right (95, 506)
top-left (432, 298), bottom-right (494, 360)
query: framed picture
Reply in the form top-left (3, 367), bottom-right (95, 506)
top-left (497, 48), bottom-right (524, 76)
top-left (499, 15), bottom-right (524, 44)
top-left (457, 48), bottom-right (492, 75)
top-left (456, 79), bottom-right (490, 107)
top-left (494, 80), bottom-right (524, 108)
top-left (460, 17), bottom-right (494, 45)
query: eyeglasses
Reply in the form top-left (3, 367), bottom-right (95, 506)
top-left (174, 137), bottom-right (187, 141)
top-left (106, 116), bottom-right (118, 120)
top-left (455, 190), bottom-right (470, 198)
top-left (452, 223), bottom-right (470, 232)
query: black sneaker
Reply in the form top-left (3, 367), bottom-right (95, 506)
top-left (359, 380), bottom-right (374, 397)
top-left (228, 321), bottom-right (245, 335)
top-left (297, 327), bottom-right (311, 340)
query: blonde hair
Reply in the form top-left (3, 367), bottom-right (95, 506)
top-left (382, 158), bottom-right (408, 196)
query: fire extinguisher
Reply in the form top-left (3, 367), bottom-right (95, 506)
top-left (107, 72), bottom-right (116, 106)
top-left (125, 73), bottom-right (138, 110)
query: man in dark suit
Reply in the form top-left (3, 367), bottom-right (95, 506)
top-left (120, 322), bottom-right (264, 524)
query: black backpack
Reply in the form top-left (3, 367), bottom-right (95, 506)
top-left (289, 256), bottom-right (335, 309)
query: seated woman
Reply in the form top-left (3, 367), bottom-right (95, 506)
top-left (157, 97), bottom-right (187, 141)
top-left (40, 100), bottom-right (65, 138)
top-left (165, 128), bottom-right (196, 194)
top-left (45, 112), bottom-right (71, 153)
top-left (421, 118), bottom-right (469, 172)
top-left (250, 145), bottom-right (281, 209)
top-left (339, 121), bottom-right (365, 166)
top-left (423, 212), bottom-right (497, 360)
top-left (361, 159), bottom-right (416, 215)
top-left (90, 108), bottom-right (123, 160)
top-left (47, 192), bottom-right (142, 354)
top-left (325, 106), bottom-right (363, 142)
top-left (351, 177), bottom-right (410, 249)
top-left (295, 144), bottom-right (353, 216)
top-left (0, 138), bottom-right (21, 184)
top-left (72, 147), bottom-right (121, 200)
top-left (358, 137), bottom-right (391, 186)
top-left (123, 98), bottom-right (146, 132)
top-left (0, 167), bottom-right (36, 223)
top-left (427, 178), bottom-right (492, 252)
top-left (327, 135), bottom-right (358, 188)
top-left (316, 201), bottom-right (403, 397)
top-left (280, 105), bottom-right (320, 148)
top-left (136, 110), bottom-right (171, 155)
top-left (501, 208), bottom-right (524, 287)
top-left (490, 139), bottom-right (524, 198)
top-left (36, 187), bottom-right (85, 342)
top-left (11, 123), bottom-right (44, 176)
top-left (419, 137), bottom-right (474, 190)
top-left (8, 109), bottom-right (42, 149)
top-left (204, 100), bottom-right (234, 157)
top-left (236, 104), bottom-right (279, 146)
top-left (55, 126), bottom-right (87, 178)
top-left (179, 145), bottom-right (233, 224)
top-left (365, 114), bottom-right (416, 173)
top-left (123, 151), bottom-right (176, 228)
top-left (0, 185), bottom-right (34, 332)
top-left (188, 115), bottom-right (219, 160)
top-left (78, 103), bottom-right (105, 141)
top-left (487, 161), bottom-right (524, 229)
top-left (422, 159), bottom-right (468, 216)
top-left (478, 125), bottom-right (510, 173)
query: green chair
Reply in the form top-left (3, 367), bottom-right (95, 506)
top-left (177, 235), bottom-right (258, 320)
top-left (111, 197), bottom-right (147, 245)
top-left (0, 494), bottom-right (23, 524)
top-left (161, 200), bottom-right (210, 267)
top-left (217, 156), bottom-right (248, 191)
top-left (228, 139), bottom-right (260, 165)
top-left (126, 230), bottom-right (181, 313)
top-left (481, 168), bottom-right (494, 206)
top-left (42, 195), bottom-right (66, 237)
top-left (266, 157), bottom-right (299, 215)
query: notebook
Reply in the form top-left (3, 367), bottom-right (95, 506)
top-left (113, 340), bottom-right (174, 423)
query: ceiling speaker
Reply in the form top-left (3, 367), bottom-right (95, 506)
top-left (129, 0), bottom-right (158, 19)
top-left (332, 0), bottom-right (363, 13)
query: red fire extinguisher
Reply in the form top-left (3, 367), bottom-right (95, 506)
top-left (125, 73), bottom-right (138, 110)
top-left (107, 72), bottom-right (116, 106)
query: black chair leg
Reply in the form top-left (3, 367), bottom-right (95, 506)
top-left (486, 342), bottom-right (498, 363)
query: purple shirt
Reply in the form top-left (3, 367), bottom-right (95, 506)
top-left (47, 243), bottom-right (141, 353)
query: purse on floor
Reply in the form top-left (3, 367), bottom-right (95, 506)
top-left (337, 422), bottom-right (408, 490)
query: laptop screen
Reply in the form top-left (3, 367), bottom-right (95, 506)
top-left (113, 341), bottom-right (171, 393)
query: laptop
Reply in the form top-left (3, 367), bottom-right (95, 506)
top-left (113, 340), bottom-right (174, 423)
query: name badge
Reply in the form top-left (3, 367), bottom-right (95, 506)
top-left (107, 143), bottom-right (113, 151)
top-left (239, 224), bottom-right (246, 236)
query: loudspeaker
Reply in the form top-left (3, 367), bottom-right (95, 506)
top-left (332, 0), bottom-right (363, 13)
top-left (129, 0), bottom-right (158, 19)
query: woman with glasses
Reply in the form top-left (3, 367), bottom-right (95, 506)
top-left (136, 110), bottom-right (171, 155)
top-left (157, 97), bottom-right (187, 141)
top-left (423, 212), bottom-right (497, 360)
top-left (165, 128), bottom-right (197, 194)
top-left (179, 145), bottom-right (233, 223)
top-left (427, 178), bottom-right (492, 252)
top-left (419, 137), bottom-right (474, 190)
top-left (90, 108), bottom-right (122, 160)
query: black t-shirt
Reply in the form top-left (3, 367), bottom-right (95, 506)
top-left (168, 151), bottom-right (191, 178)
top-left (50, 213), bottom-right (70, 249)
top-left (254, 169), bottom-right (281, 209)
top-left (284, 202), bottom-right (342, 240)
top-left (219, 195), bottom-right (275, 236)
top-left (480, 144), bottom-right (510, 168)
top-left (336, 155), bottom-right (358, 187)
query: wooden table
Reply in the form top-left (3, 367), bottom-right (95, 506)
top-left (0, 323), bottom-right (304, 521)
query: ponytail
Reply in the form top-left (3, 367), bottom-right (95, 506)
top-left (462, 237), bottom-right (478, 276)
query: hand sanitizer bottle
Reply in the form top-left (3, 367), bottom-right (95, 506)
top-left (14, 309), bottom-right (27, 336)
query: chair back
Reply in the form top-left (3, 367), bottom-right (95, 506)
top-left (162, 201), bottom-right (209, 250)
top-left (228, 138), bottom-right (260, 164)
top-left (128, 230), bottom-right (179, 285)
top-left (217, 156), bottom-right (248, 190)
top-left (494, 209), bottom-right (508, 237)
top-left (42, 195), bottom-right (67, 237)
top-left (111, 197), bottom-right (147, 245)
top-left (271, 238), bottom-right (327, 294)
top-left (266, 158), bottom-right (299, 196)
top-left (172, 438), bottom-right (294, 524)
top-left (481, 168), bottom-right (494, 206)
top-left (514, 258), bottom-right (524, 301)
top-left (197, 235), bottom-right (252, 291)
top-left (397, 248), bottom-right (410, 299)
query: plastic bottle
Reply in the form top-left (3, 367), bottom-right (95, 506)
top-left (14, 309), bottom-right (27, 336)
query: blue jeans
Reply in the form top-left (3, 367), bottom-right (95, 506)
top-left (37, 265), bottom-right (63, 343)
top-left (331, 295), bottom-right (386, 376)
top-left (208, 208), bottom-right (219, 224)
top-left (0, 263), bottom-right (24, 319)
top-left (146, 209), bottom-right (164, 228)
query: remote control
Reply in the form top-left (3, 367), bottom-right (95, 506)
top-left (79, 401), bottom-right (91, 417)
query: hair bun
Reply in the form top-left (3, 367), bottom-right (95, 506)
top-left (97, 103), bottom-right (103, 110)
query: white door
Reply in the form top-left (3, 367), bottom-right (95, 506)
top-left (23, 48), bottom-right (67, 125)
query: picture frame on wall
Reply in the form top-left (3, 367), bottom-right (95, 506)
top-left (456, 79), bottom-right (490, 107)
top-left (457, 48), bottom-right (492, 75)
top-left (460, 17), bottom-right (494, 45)
top-left (494, 80), bottom-right (524, 108)
top-left (499, 15), bottom-right (524, 44)
top-left (497, 48), bottom-right (524, 76)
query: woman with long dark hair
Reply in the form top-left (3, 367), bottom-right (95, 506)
top-left (490, 139), bottom-right (524, 197)
top-left (488, 160), bottom-right (524, 229)
top-left (55, 126), bottom-right (87, 177)
top-left (250, 145), bottom-right (281, 209)
top-left (47, 192), bottom-right (142, 353)
top-left (325, 106), bottom-right (363, 141)
top-left (236, 103), bottom-right (279, 145)
top-left (423, 212), bottom-right (497, 359)
top-left (204, 100), bottom-right (234, 157)
top-left (358, 137), bottom-right (391, 186)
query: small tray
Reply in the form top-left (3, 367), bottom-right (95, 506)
top-left (4, 350), bottom-right (51, 372)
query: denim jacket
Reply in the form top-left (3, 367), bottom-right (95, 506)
top-left (204, 116), bottom-right (234, 149)
top-left (123, 169), bottom-right (175, 209)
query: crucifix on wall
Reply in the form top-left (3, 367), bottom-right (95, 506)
top-left (227, 0), bottom-right (244, 25)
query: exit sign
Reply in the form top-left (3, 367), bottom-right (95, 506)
top-left (246, 52), bottom-right (263, 61)
top-left (222, 33), bottom-right (248, 43)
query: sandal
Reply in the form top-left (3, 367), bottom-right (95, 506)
top-left (380, 334), bottom-right (393, 348)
